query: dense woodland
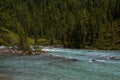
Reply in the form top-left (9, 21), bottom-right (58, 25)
top-left (0, 0), bottom-right (120, 50)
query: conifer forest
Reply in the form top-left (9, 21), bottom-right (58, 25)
top-left (0, 0), bottom-right (120, 50)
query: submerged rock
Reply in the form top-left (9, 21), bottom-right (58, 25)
top-left (89, 59), bottom-right (97, 62)
top-left (68, 58), bottom-right (78, 61)
top-left (50, 55), bottom-right (78, 62)
top-left (91, 59), bottom-right (96, 62)
top-left (109, 56), bottom-right (120, 60)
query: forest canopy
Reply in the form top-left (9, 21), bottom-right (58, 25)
top-left (0, 0), bottom-right (120, 50)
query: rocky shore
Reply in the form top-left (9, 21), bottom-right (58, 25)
top-left (0, 46), bottom-right (79, 62)
top-left (0, 46), bottom-right (46, 56)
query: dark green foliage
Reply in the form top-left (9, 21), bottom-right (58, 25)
top-left (17, 22), bottom-right (29, 50)
top-left (0, 27), bottom-right (19, 46)
top-left (0, 0), bottom-right (120, 49)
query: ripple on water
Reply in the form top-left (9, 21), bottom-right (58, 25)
top-left (0, 48), bottom-right (120, 80)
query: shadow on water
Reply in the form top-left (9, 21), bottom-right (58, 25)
top-left (0, 76), bottom-right (12, 80)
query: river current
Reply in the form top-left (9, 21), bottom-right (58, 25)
top-left (0, 47), bottom-right (120, 80)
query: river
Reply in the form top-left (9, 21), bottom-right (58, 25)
top-left (0, 47), bottom-right (120, 80)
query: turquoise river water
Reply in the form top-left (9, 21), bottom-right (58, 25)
top-left (0, 47), bottom-right (120, 80)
